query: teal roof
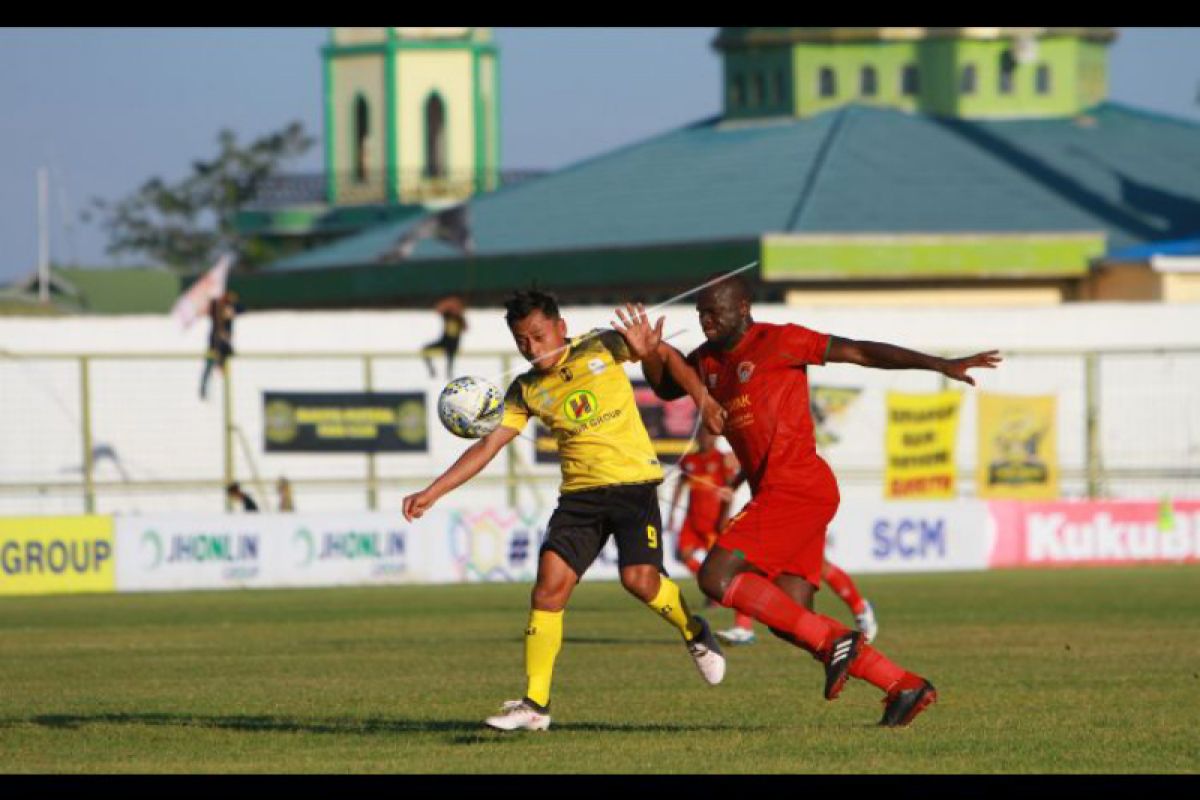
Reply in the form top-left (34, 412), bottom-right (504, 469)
top-left (249, 101), bottom-right (1200, 299)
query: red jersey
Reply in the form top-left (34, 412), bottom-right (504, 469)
top-left (679, 449), bottom-right (735, 528)
top-left (688, 322), bottom-right (837, 500)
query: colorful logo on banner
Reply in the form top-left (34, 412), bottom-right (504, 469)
top-left (885, 391), bottom-right (962, 499)
top-left (0, 516), bottom-right (115, 596)
top-left (447, 508), bottom-right (543, 582)
top-left (810, 385), bottom-right (863, 448)
top-left (976, 393), bottom-right (1058, 500)
top-left (988, 500), bottom-right (1200, 567)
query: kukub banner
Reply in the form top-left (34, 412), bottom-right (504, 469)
top-left (976, 393), bottom-right (1058, 500)
top-left (884, 391), bottom-right (961, 500)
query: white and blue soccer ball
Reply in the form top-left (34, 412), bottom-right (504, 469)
top-left (437, 376), bottom-right (504, 439)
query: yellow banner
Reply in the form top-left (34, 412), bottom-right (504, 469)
top-left (0, 516), bottom-right (115, 596)
top-left (885, 391), bottom-right (961, 500)
top-left (977, 393), bottom-right (1059, 500)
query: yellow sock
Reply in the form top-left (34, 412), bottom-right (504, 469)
top-left (524, 609), bottom-right (563, 708)
top-left (646, 577), bottom-right (703, 641)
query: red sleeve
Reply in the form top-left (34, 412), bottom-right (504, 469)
top-left (781, 324), bottom-right (832, 366)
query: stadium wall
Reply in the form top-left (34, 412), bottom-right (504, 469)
top-left (2, 499), bottom-right (1196, 596)
top-left (1, 302), bottom-right (1198, 516)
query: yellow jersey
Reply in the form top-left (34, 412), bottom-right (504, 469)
top-left (501, 329), bottom-right (664, 493)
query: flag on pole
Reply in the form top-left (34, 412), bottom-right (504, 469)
top-left (172, 254), bottom-right (231, 329)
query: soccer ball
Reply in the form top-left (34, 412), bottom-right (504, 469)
top-left (437, 376), bottom-right (504, 439)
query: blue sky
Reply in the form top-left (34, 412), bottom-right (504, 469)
top-left (1, 27), bottom-right (1198, 283)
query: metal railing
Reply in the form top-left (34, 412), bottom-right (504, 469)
top-left (2, 346), bottom-right (1199, 515)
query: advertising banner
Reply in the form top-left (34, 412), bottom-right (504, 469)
top-left (263, 392), bottom-right (428, 452)
top-left (824, 501), bottom-right (991, 575)
top-left (0, 516), bottom-right (115, 596)
top-left (811, 385), bottom-right (863, 448)
top-left (988, 500), bottom-right (1200, 568)
top-left (536, 379), bottom-right (699, 465)
top-left (977, 393), bottom-right (1058, 500)
top-left (114, 509), bottom-right (689, 592)
top-left (884, 390), bottom-right (962, 500)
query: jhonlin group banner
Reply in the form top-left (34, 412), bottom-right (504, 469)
top-left (976, 393), bottom-right (1058, 500)
top-left (884, 391), bottom-right (961, 500)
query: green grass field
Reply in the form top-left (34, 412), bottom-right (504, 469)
top-left (1, 566), bottom-right (1197, 774)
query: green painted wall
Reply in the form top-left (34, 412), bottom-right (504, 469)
top-left (761, 234), bottom-right (1106, 280)
top-left (724, 32), bottom-right (1109, 121)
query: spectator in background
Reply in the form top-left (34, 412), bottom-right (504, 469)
top-left (277, 477), bottom-right (295, 512)
top-left (226, 482), bottom-right (258, 512)
top-left (200, 290), bottom-right (244, 400)
top-left (421, 295), bottom-right (467, 379)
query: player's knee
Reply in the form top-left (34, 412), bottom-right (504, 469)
top-left (696, 560), bottom-right (729, 603)
top-left (619, 566), bottom-right (660, 602)
top-left (530, 579), bottom-right (572, 611)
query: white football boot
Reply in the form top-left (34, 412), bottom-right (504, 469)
top-left (686, 616), bottom-right (727, 685)
top-left (484, 699), bottom-right (551, 732)
top-left (855, 600), bottom-right (879, 644)
top-left (715, 626), bottom-right (758, 646)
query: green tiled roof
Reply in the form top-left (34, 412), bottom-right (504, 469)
top-left (243, 101), bottom-right (1200, 305)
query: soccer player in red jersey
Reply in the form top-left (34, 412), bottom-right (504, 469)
top-left (668, 427), bottom-right (738, 577)
top-left (717, 467), bottom-right (879, 646)
top-left (614, 276), bottom-right (1001, 727)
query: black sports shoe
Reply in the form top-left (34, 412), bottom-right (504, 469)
top-left (879, 679), bottom-right (938, 727)
top-left (823, 630), bottom-right (863, 700)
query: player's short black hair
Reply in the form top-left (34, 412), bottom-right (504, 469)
top-left (504, 289), bottom-right (560, 326)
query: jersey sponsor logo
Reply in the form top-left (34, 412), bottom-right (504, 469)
top-left (563, 389), bottom-right (599, 423)
top-left (558, 366), bottom-right (574, 382)
top-left (737, 361), bottom-right (755, 383)
top-left (588, 358), bottom-right (606, 376)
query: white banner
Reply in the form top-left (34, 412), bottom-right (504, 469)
top-left (114, 509), bottom-right (690, 592)
top-left (823, 501), bottom-right (991, 574)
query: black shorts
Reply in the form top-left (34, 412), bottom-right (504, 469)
top-left (541, 482), bottom-right (665, 579)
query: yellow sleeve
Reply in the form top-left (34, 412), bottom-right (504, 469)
top-left (595, 329), bottom-right (633, 363)
top-left (500, 378), bottom-right (531, 432)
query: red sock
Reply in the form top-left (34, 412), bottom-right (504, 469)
top-left (822, 561), bottom-right (867, 616)
top-left (847, 644), bottom-right (914, 694)
top-left (734, 612), bottom-right (754, 629)
top-left (721, 572), bottom-right (848, 657)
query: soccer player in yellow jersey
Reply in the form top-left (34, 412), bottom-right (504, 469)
top-left (402, 289), bottom-right (726, 731)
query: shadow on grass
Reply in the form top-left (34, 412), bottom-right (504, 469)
top-left (10, 713), bottom-right (757, 740)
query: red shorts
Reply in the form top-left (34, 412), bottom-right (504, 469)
top-left (676, 518), bottom-right (719, 556)
top-left (718, 485), bottom-right (839, 587)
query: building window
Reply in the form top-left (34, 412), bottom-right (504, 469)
top-left (752, 72), bottom-right (766, 107)
top-left (353, 95), bottom-right (370, 183)
top-left (773, 69), bottom-right (786, 105)
top-left (901, 64), bottom-right (919, 96)
top-left (860, 66), bottom-right (878, 97)
top-left (731, 74), bottom-right (745, 108)
top-left (819, 67), bottom-right (836, 98)
top-left (423, 93), bottom-right (446, 179)
top-left (961, 64), bottom-right (977, 95)
top-left (1036, 64), bottom-right (1052, 95)
top-left (998, 50), bottom-right (1016, 95)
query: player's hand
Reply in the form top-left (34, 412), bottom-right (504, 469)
top-left (701, 394), bottom-right (727, 435)
top-left (717, 486), bottom-right (734, 503)
top-left (402, 488), bottom-right (438, 522)
top-left (941, 350), bottom-right (1002, 386)
top-left (612, 302), bottom-right (664, 361)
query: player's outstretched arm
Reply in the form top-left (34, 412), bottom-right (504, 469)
top-left (827, 337), bottom-right (1002, 386)
top-left (613, 302), bottom-right (726, 433)
top-left (402, 425), bottom-right (520, 521)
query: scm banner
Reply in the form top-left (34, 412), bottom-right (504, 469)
top-left (0, 516), bottom-right (115, 596)
top-left (884, 391), bottom-right (961, 500)
top-left (976, 393), bottom-right (1058, 500)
